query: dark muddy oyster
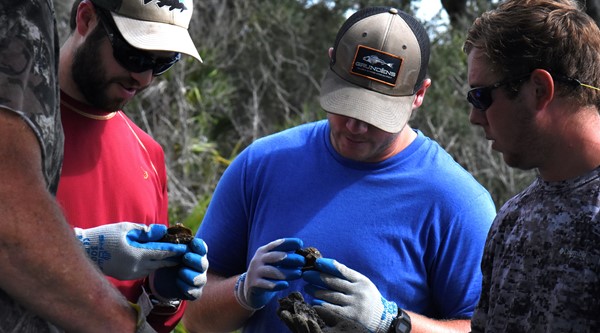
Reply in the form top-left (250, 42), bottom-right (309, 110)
top-left (159, 223), bottom-right (194, 244)
top-left (277, 292), bottom-right (325, 331)
top-left (295, 247), bottom-right (322, 271)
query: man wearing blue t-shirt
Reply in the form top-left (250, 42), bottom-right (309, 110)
top-left (184, 6), bottom-right (496, 333)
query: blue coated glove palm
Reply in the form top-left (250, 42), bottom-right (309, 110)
top-left (302, 258), bottom-right (398, 333)
top-left (234, 238), bottom-right (306, 310)
top-left (74, 222), bottom-right (187, 280)
top-left (149, 237), bottom-right (209, 301)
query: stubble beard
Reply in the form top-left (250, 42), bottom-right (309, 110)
top-left (71, 28), bottom-right (129, 111)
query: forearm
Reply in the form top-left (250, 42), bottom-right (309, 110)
top-left (0, 190), bottom-right (137, 332)
top-left (407, 311), bottom-right (471, 333)
top-left (0, 113), bottom-right (138, 332)
top-left (183, 271), bottom-right (252, 333)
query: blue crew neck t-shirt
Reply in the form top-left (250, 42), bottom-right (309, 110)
top-left (199, 120), bottom-right (496, 332)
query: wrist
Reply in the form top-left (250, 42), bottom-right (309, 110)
top-left (388, 308), bottom-right (412, 333)
top-left (233, 273), bottom-right (261, 312)
top-left (143, 277), bottom-right (183, 315)
top-left (128, 301), bottom-right (157, 333)
top-left (372, 298), bottom-right (398, 333)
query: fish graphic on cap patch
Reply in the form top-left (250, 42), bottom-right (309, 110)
top-left (363, 55), bottom-right (395, 69)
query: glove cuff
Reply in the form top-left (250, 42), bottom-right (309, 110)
top-left (371, 297), bottom-right (398, 333)
top-left (234, 273), bottom-right (261, 312)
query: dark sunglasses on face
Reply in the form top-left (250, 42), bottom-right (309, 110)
top-left (466, 73), bottom-right (532, 111)
top-left (96, 9), bottom-right (180, 76)
top-left (467, 72), bottom-right (600, 111)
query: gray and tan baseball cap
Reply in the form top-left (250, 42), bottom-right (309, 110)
top-left (320, 7), bottom-right (430, 133)
top-left (92, 0), bottom-right (201, 62)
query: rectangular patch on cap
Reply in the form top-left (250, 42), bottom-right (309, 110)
top-left (350, 45), bottom-right (402, 86)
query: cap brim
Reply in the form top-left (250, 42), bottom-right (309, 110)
top-left (319, 70), bottom-right (413, 133)
top-left (112, 12), bottom-right (202, 63)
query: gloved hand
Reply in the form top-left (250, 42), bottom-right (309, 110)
top-left (234, 238), bottom-right (306, 310)
top-left (277, 291), bottom-right (370, 333)
top-left (148, 237), bottom-right (209, 301)
top-left (302, 258), bottom-right (398, 333)
top-left (317, 306), bottom-right (371, 333)
top-left (74, 222), bottom-right (187, 280)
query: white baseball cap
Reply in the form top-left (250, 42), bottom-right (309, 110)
top-left (92, 0), bottom-right (202, 62)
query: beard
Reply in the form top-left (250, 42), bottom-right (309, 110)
top-left (70, 26), bottom-right (136, 111)
top-left (498, 108), bottom-right (544, 171)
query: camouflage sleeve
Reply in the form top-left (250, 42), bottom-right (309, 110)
top-left (0, 0), bottom-right (63, 193)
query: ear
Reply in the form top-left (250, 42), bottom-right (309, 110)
top-left (75, 0), bottom-right (100, 37)
top-left (328, 47), bottom-right (334, 60)
top-left (530, 69), bottom-right (554, 110)
top-left (412, 78), bottom-right (432, 108)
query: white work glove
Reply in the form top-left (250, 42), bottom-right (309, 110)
top-left (234, 238), bottom-right (306, 310)
top-left (74, 222), bottom-right (187, 280)
top-left (149, 237), bottom-right (209, 301)
top-left (302, 258), bottom-right (398, 333)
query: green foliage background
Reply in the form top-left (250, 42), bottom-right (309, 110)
top-left (53, 1), bottom-right (537, 332)
top-left (135, 0), bottom-right (535, 229)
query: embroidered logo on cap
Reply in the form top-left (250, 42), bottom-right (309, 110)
top-left (143, 0), bottom-right (188, 12)
top-left (350, 45), bottom-right (402, 86)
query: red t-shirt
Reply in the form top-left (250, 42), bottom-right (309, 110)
top-left (56, 91), bottom-right (184, 332)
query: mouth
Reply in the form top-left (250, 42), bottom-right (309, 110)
top-left (482, 131), bottom-right (493, 141)
top-left (345, 135), bottom-right (366, 144)
top-left (120, 84), bottom-right (137, 93)
top-left (116, 83), bottom-right (137, 99)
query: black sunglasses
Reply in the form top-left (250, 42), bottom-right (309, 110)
top-left (96, 9), bottom-right (180, 76)
top-left (466, 73), bottom-right (532, 111)
top-left (467, 72), bottom-right (600, 111)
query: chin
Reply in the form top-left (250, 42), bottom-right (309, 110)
top-left (501, 153), bottom-right (518, 167)
top-left (340, 152), bottom-right (362, 161)
top-left (106, 98), bottom-right (128, 111)
top-left (502, 154), bottom-right (534, 171)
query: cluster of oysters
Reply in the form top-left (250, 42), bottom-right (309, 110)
top-left (277, 247), bottom-right (326, 332)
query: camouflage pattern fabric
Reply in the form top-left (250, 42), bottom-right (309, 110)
top-left (471, 168), bottom-right (600, 332)
top-left (0, 0), bottom-right (63, 194)
top-left (0, 289), bottom-right (62, 333)
top-left (0, 1), bottom-right (64, 332)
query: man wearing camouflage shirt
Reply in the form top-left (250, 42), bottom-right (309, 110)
top-left (464, 0), bottom-right (600, 331)
top-left (0, 1), bottom-right (153, 332)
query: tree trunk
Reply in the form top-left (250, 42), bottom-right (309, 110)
top-left (441, 0), bottom-right (467, 27)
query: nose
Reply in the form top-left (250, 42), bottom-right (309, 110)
top-left (129, 69), bottom-right (154, 87)
top-left (346, 117), bottom-right (369, 134)
top-left (468, 108), bottom-right (487, 126)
